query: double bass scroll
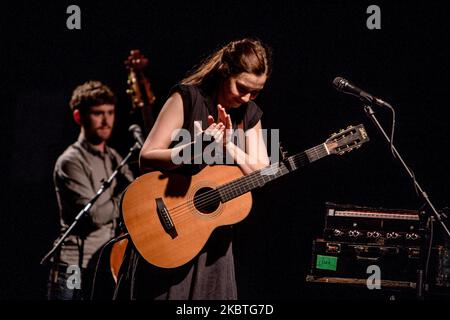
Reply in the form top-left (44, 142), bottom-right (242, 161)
top-left (125, 49), bottom-right (157, 135)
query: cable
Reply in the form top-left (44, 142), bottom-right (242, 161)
top-left (425, 215), bottom-right (434, 283)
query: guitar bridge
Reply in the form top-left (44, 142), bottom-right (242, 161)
top-left (155, 198), bottom-right (177, 239)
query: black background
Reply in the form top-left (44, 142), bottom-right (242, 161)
top-left (2, 0), bottom-right (449, 300)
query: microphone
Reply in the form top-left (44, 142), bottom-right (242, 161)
top-left (332, 77), bottom-right (389, 107)
top-left (129, 124), bottom-right (145, 147)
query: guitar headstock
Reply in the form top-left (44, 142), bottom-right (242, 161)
top-left (325, 124), bottom-right (369, 155)
top-left (125, 49), bottom-right (156, 111)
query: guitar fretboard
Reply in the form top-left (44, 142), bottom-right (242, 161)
top-left (218, 143), bottom-right (329, 202)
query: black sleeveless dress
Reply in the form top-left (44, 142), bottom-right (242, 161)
top-left (114, 84), bottom-right (263, 300)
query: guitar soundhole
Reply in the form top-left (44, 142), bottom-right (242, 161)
top-left (194, 187), bottom-right (220, 214)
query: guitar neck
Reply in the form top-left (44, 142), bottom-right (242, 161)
top-left (218, 142), bottom-right (330, 202)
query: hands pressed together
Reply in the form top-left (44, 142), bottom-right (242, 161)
top-left (194, 104), bottom-right (233, 147)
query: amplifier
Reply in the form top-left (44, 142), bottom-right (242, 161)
top-left (309, 239), bottom-right (420, 283)
top-left (324, 202), bottom-right (421, 245)
top-left (308, 239), bottom-right (443, 286)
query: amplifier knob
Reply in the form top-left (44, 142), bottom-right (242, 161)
top-left (387, 232), bottom-right (400, 239)
top-left (367, 231), bottom-right (382, 238)
top-left (348, 230), bottom-right (361, 237)
top-left (406, 233), bottom-right (420, 240)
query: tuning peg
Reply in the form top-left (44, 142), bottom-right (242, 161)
top-left (126, 89), bottom-right (134, 95)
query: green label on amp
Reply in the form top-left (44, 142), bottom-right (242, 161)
top-left (316, 255), bottom-right (338, 271)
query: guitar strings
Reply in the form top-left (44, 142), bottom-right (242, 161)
top-left (164, 131), bottom-right (357, 218)
top-left (166, 141), bottom-right (331, 214)
top-left (167, 143), bottom-right (331, 217)
top-left (167, 161), bottom-right (288, 216)
top-left (165, 152), bottom-right (322, 224)
top-left (166, 145), bottom-right (319, 214)
top-left (165, 137), bottom-right (351, 219)
top-left (166, 146), bottom-right (329, 220)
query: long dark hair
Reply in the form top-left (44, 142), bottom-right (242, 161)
top-left (181, 38), bottom-right (272, 88)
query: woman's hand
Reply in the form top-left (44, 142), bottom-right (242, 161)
top-left (216, 104), bottom-right (232, 146)
top-left (194, 104), bottom-right (232, 146)
top-left (194, 118), bottom-right (225, 146)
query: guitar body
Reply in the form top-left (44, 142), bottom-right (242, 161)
top-left (121, 165), bottom-right (252, 268)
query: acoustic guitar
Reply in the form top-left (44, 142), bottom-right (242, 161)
top-left (121, 124), bottom-right (370, 269)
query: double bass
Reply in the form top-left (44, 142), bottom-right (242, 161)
top-left (125, 49), bottom-right (156, 135)
top-left (110, 49), bottom-right (156, 283)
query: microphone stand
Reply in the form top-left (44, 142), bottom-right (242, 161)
top-left (40, 141), bottom-right (141, 266)
top-left (362, 104), bottom-right (450, 300)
